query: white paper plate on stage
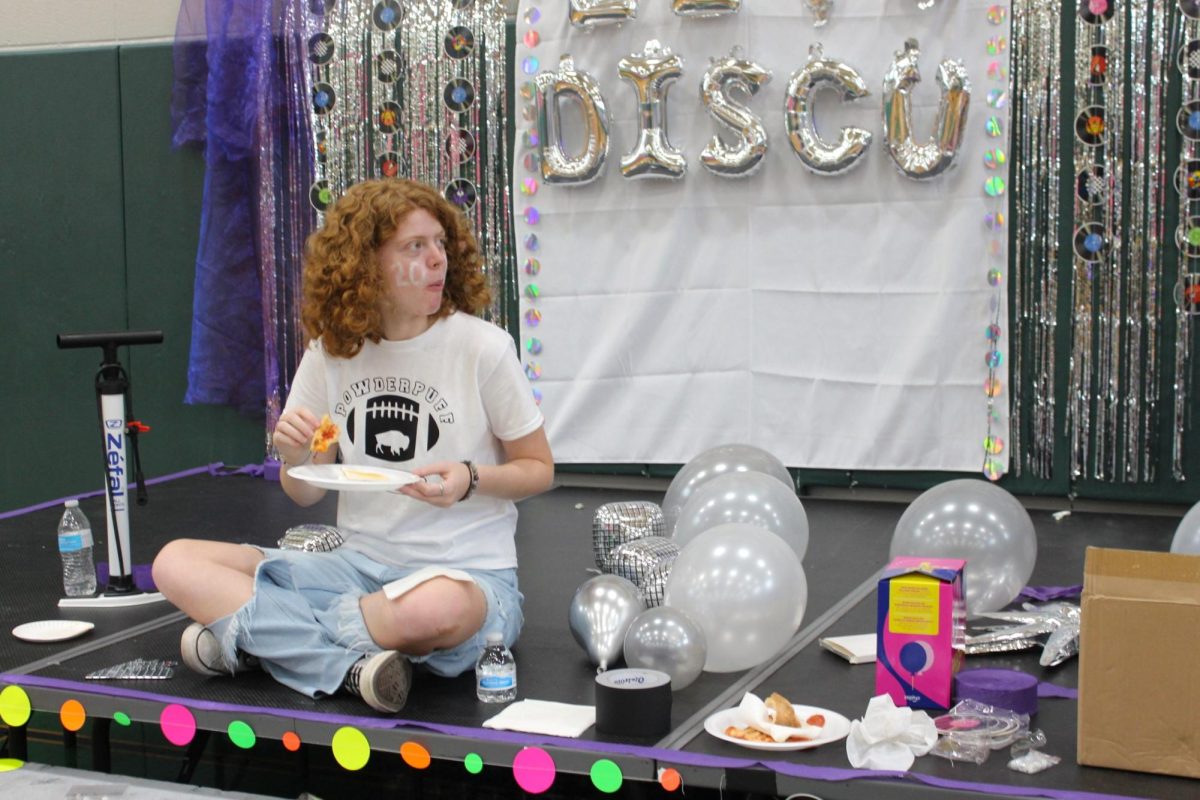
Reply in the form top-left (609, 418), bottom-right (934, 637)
top-left (288, 464), bottom-right (422, 492)
top-left (12, 620), bottom-right (95, 643)
top-left (703, 704), bottom-right (852, 751)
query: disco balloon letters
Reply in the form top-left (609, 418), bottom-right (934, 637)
top-left (536, 55), bottom-right (611, 186)
top-left (881, 38), bottom-right (971, 180)
top-left (568, 0), bottom-right (638, 28)
top-left (618, 40), bottom-right (687, 180)
top-left (700, 52), bottom-right (771, 178)
top-left (785, 44), bottom-right (872, 176)
top-left (533, 39), bottom-right (972, 184)
top-left (673, 0), bottom-right (741, 17)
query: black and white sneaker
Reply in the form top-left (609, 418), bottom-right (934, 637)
top-left (343, 651), bottom-right (411, 713)
top-left (179, 622), bottom-right (259, 677)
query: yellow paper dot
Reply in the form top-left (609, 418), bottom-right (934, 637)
top-left (331, 726), bottom-right (371, 771)
top-left (0, 759), bottom-right (24, 772)
top-left (0, 686), bottom-right (31, 727)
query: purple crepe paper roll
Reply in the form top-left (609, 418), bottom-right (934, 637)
top-left (954, 668), bottom-right (1039, 716)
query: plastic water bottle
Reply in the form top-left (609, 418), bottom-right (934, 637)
top-left (475, 631), bottom-right (517, 703)
top-left (58, 500), bottom-right (96, 597)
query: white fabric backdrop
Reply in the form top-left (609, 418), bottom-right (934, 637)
top-left (512, 0), bottom-right (1010, 472)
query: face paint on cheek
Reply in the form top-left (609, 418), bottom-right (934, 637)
top-left (389, 260), bottom-right (431, 287)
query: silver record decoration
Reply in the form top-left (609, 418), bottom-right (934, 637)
top-left (306, 0), bottom-right (512, 328)
top-left (1174, 0), bottom-right (1200, 477)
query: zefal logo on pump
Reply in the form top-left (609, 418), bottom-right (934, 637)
top-left (106, 419), bottom-right (123, 429)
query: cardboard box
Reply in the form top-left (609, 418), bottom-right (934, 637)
top-left (1077, 547), bottom-right (1200, 779)
top-left (876, 556), bottom-right (966, 710)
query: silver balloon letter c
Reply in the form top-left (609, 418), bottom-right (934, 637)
top-left (882, 38), bottom-right (971, 180)
top-left (536, 55), bottom-right (611, 186)
top-left (784, 44), bottom-right (872, 176)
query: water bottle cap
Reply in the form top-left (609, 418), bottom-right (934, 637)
top-left (486, 631), bottom-right (504, 644)
top-left (65, 499), bottom-right (79, 508)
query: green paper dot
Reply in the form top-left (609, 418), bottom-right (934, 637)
top-left (590, 759), bottom-right (623, 794)
top-left (228, 720), bottom-right (256, 749)
top-left (114, 712), bottom-right (131, 726)
top-left (464, 752), bottom-right (483, 774)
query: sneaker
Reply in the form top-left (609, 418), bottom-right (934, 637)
top-left (179, 621), bottom-right (260, 677)
top-left (342, 651), bottom-right (411, 713)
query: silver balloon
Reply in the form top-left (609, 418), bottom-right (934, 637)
top-left (890, 479), bottom-right (1037, 615)
top-left (1170, 500), bottom-right (1200, 554)
top-left (623, 606), bottom-right (707, 690)
top-left (568, 574), bottom-right (646, 671)
top-left (537, 55), bottom-right (611, 186)
top-left (673, 0), bottom-right (740, 17)
top-left (664, 524), bottom-right (807, 672)
top-left (592, 501), bottom-right (665, 571)
top-left (674, 471), bottom-right (809, 562)
top-left (700, 52), bottom-right (771, 178)
top-left (569, 0), bottom-right (637, 28)
top-left (785, 43), bottom-right (872, 176)
top-left (608, 536), bottom-right (679, 588)
top-left (618, 40), bottom-right (687, 180)
top-left (662, 444), bottom-right (793, 534)
top-left (881, 38), bottom-right (971, 180)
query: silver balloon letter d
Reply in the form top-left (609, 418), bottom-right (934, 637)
top-left (536, 55), bottom-right (611, 186)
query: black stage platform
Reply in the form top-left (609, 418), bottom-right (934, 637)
top-left (0, 469), bottom-right (1193, 799)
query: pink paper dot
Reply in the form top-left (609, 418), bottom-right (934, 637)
top-left (160, 704), bottom-right (197, 746)
top-left (512, 747), bottom-right (556, 794)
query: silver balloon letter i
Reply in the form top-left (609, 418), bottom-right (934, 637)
top-left (785, 43), bottom-right (872, 176)
top-left (536, 55), bottom-right (611, 186)
top-left (700, 51), bottom-right (771, 178)
top-left (569, 0), bottom-right (638, 28)
top-left (619, 40), bottom-right (687, 180)
top-left (881, 38), bottom-right (971, 180)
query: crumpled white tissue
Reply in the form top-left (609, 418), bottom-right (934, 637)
top-left (845, 694), bottom-right (938, 771)
top-left (737, 693), bottom-right (824, 743)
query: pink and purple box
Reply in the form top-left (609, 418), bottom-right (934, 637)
top-left (876, 556), bottom-right (967, 711)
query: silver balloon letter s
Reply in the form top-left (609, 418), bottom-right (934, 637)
top-left (569, 0), bottom-right (637, 28)
top-left (673, 0), bottom-right (740, 17)
top-left (881, 38), bottom-right (971, 180)
top-left (536, 55), bottom-right (611, 186)
top-left (785, 44), bottom-right (872, 176)
top-left (619, 40), bottom-right (687, 180)
top-left (700, 52), bottom-right (771, 178)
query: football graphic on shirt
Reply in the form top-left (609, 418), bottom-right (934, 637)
top-left (346, 394), bottom-right (440, 464)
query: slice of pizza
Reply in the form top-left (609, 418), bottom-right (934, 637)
top-left (311, 414), bottom-right (339, 453)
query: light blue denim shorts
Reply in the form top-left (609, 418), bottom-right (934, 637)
top-left (253, 546), bottom-right (524, 678)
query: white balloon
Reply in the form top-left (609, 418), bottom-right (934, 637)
top-left (1170, 501), bottom-right (1200, 554)
top-left (890, 479), bottom-right (1037, 615)
top-left (665, 524), bottom-right (807, 672)
top-left (662, 444), bottom-right (792, 534)
top-left (674, 470), bottom-right (809, 562)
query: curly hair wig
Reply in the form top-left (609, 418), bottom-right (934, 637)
top-left (301, 178), bottom-right (492, 358)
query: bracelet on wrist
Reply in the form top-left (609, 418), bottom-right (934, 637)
top-left (459, 460), bottom-right (479, 501)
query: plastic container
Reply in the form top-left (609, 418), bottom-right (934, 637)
top-left (475, 631), bottom-right (517, 703)
top-left (58, 499), bottom-right (96, 597)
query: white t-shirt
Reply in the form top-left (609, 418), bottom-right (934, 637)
top-left (284, 312), bottom-right (544, 570)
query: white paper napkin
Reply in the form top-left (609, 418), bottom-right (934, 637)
top-left (481, 700), bottom-right (597, 738)
top-left (737, 693), bottom-right (825, 743)
top-left (846, 694), bottom-right (938, 771)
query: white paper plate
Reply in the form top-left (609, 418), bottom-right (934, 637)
top-left (288, 464), bottom-right (422, 492)
top-left (703, 704), bottom-right (852, 751)
top-left (12, 619), bottom-right (95, 643)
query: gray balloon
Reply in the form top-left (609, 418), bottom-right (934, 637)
top-left (568, 574), bottom-right (646, 671)
top-left (673, 471), bottom-right (810, 562)
top-left (665, 523), bottom-right (808, 673)
top-left (663, 444), bottom-right (793, 534)
top-left (890, 479), bottom-right (1037, 615)
top-left (1170, 501), bottom-right (1200, 554)
top-left (623, 606), bottom-right (707, 691)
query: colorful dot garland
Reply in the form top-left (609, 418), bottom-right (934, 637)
top-left (518, 0), bottom-right (544, 407)
top-left (0, 684), bottom-right (686, 793)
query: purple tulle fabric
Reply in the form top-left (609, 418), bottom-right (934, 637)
top-left (172, 0), bottom-right (316, 420)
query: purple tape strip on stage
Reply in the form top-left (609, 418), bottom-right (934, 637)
top-left (1019, 585), bottom-right (1082, 601)
top-left (0, 674), bottom-right (1132, 800)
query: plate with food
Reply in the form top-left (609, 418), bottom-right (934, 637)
top-left (703, 692), bottom-right (852, 751)
top-left (288, 464), bottom-right (422, 492)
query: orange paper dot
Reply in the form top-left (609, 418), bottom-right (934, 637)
top-left (659, 768), bottom-right (682, 792)
top-left (282, 731), bottom-right (301, 751)
top-left (60, 699), bottom-right (86, 732)
top-left (400, 740), bottom-right (431, 769)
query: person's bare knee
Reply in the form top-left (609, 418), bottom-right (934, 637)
top-left (153, 540), bottom-right (262, 607)
top-left (362, 578), bottom-right (485, 653)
